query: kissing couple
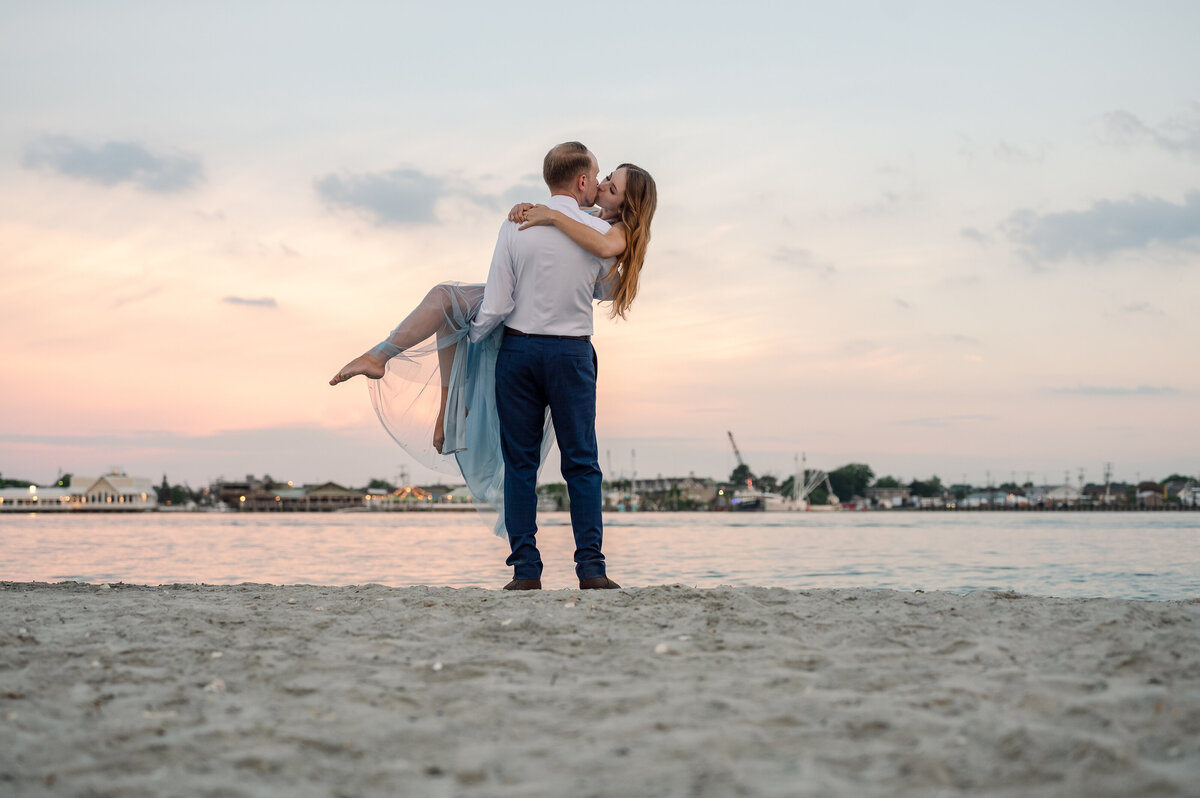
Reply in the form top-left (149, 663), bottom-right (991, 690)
top-left (331, 141), bottom-right (657, 590)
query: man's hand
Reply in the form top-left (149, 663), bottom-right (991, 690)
top-left (517, 204), bottom-right (555, 230)
top-left (507, 203), bottom-right (535, 223)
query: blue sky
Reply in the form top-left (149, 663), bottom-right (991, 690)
top-left (2, 1), bottom-right (1198, 488)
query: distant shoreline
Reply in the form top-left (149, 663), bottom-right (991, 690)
top-left (3, 504), bottom-right (1196, 514)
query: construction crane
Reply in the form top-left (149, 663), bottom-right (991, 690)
top-left (727, 431), bottom-right (754, 489)
top-left (727, 431), bottom-right (745, 467)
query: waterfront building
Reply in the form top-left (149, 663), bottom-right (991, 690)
top-left (0, 485), bottom-right (73, 509)
top-left (1024, 484), bottom-right (1083, 506)
top-left (961, 491), bottom-right (995, 508)
top-left (607, 475), bottom-right (718, 510)
top-left (443, 485), bottom-right (474, 503)
top-left (867, 487), bottom-right (910, 508)
top-left (0, 472), bottom-right (157, 511)
top-left (74, 473), bottom-right (157, 508)
top-left (1137, 489), bottom-right (1165, 508)
top-left (208, 475), bottom-right (474, 511)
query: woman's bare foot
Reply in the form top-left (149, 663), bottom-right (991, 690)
top-left (329, 352), bottom-right (387, 386)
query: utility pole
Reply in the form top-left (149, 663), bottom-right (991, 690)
top-left (631, 449), bottom-right (637, 512)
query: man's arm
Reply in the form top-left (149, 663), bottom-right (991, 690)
top-left (468, 221), bottom-right (518, 342)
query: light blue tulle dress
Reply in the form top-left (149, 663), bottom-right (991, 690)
top-left (366, 283), bottom-right (552, 538)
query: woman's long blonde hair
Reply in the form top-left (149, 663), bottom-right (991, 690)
top-left (603, 163), bottom-right (657, 319)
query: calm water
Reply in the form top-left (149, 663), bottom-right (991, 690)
top-left (1, 511), bottom-right (1197, 600)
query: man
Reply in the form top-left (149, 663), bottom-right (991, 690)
top-left (468, 141), bottom-right (620, 591)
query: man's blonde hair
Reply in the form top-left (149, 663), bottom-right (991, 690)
top-left (543, 141), bottom-right (593, 191)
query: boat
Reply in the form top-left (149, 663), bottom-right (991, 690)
top-left (781, 453), bottom-right (841, 512)
top-left (731, 488), bottom-right (798, 511)
top-left (729, 485), bottom-right (768, 511)
top-left (727, 449), bottom-right (841, 512)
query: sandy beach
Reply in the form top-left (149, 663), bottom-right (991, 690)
top-left (1, 582), bottom-right (1197, 797)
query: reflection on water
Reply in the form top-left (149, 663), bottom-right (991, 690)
top-left (1, 511), bottom-right (1197, 599)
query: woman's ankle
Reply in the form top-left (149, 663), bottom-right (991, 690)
top-left (369, 341), bottom-right (403, 361)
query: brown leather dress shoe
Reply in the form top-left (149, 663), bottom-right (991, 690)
top-left (503, 578), bottom-right (542, 591)
top-left (579, 576), bottom-right (621, 590)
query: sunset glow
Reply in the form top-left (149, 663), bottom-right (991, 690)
top-left (3, 2), bottom-right (1198, 488)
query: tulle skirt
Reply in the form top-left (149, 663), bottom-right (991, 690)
top-left (366, 283), bottom-right (552, 537)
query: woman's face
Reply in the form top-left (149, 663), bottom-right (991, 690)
top-left (595, 168), bottom-right (627, 213)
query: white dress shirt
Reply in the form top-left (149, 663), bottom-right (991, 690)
top-left (468, 195), bottom-right (616, 342)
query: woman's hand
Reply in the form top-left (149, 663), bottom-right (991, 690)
top-left (518, 204), bottom-right (556, 230)
top-left (507, 203), bottom-right (535, 223)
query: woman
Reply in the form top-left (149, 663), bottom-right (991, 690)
top-left (329, 163), bottom-right (657, 533)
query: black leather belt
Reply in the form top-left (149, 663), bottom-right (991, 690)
top-left (504, 326), bottom-right (590, 342)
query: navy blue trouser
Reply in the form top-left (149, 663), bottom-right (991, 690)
top-left (495, 333), bottom-right (605, 580)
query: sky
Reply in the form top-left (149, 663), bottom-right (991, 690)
top-left (2, 0), bottom-right (1198, 491)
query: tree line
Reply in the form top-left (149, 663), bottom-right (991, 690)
top-left (9, 468), bottom-right (1195, 508)
top-left (727, 464), bottom-right (1197, 504)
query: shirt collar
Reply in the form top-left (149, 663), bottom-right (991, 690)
top-left (547, 194), bottom-right (588, 214)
